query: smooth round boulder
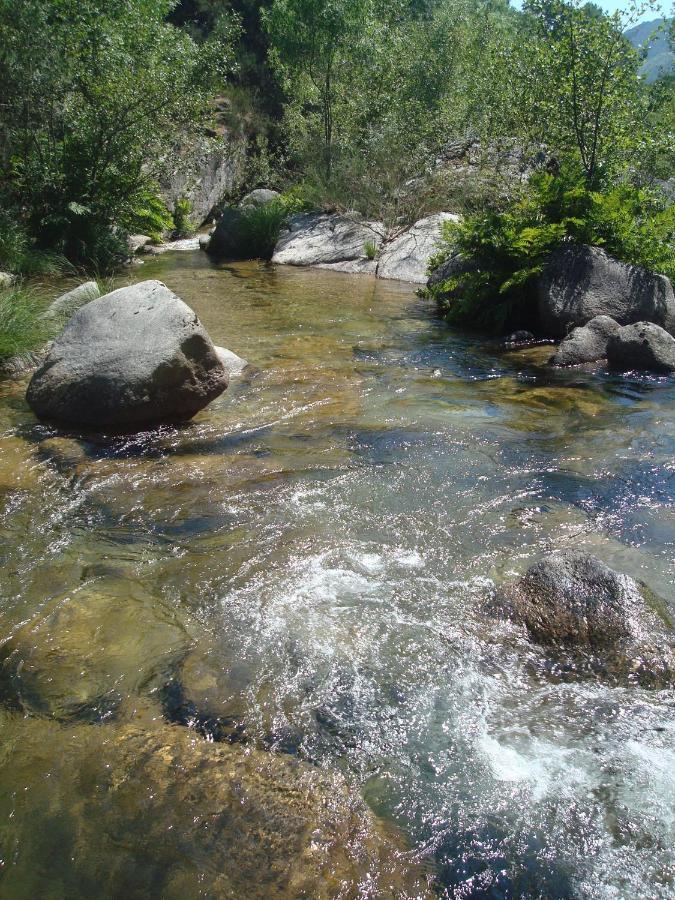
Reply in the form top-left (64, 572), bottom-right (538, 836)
top-left (45, 280), bottom-right (101, 320)
top-left (551, 315), bottom-right (620, 366)
top-left (492, 550), bottom-right (674, 687)
top-left (26, 280), bottom-right (228, 428)
top-left (215, 345), bottom-right (248, 376)
top-left (606, 321), bottom-right (675, 373)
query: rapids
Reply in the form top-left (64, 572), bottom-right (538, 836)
top-left (0, 251), bottom-right (673, 897)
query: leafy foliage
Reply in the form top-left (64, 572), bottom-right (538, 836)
top-left (0, 214), bottom-right (70, 277)
top-left (428, 166), bottom-right (675, 331)
top-left (122, 191), bottom-right (174, 245)
top-left (518, 0), bottom-right (662, 186)
top-left (172, 198), bottom-right (196, 239)
top-left (0, 0), bottom-right (236, 271)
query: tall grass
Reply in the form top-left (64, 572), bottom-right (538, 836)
top-left (0, 287), bottom-right (53, 362)
top-left (237, 199), bottom-right (293, 259)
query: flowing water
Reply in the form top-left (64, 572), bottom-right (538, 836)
top-left (0, 252), bottom-right (673, 898)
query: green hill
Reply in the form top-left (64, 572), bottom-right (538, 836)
top-left (625, 17), bottom-right (674, 83)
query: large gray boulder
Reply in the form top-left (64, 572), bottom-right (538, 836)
top-left (272, 212), bottom-right (385, 267)
top-left (607, 321), bottom-right (675, 373)
top-left (537, 244), bottom-right (675, 337)
top-left (377, 213), bottom-right (460, 284)
top-left (159, 133), bottom-right (246, 226)
top-left (0, 271), bottom-right (16, 290)
top-left (27, 280), bottom-right (228, 428)
top-left (551, 315), bottom-right (620, 367)
top-left (492, 550), bottom-right (674, 687)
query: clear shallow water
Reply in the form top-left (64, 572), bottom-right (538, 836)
top-left (0, 252), bottom-right (674, 898)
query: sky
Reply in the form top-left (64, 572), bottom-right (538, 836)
top-left (512, 0), bottom-right (673, 25)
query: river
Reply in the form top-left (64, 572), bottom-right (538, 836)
top-left (0, 250), bottom-right (673, 898)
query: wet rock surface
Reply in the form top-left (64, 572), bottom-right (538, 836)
top-left (537, 244), bottom-right (675, 337)
top-left (0, 716), bottom-right (431, 899)
top-left (492, 551), bottom-right (674, 687)
top-left (607, 321), bottom-right (675, 373)
top-left (551, 315), bottom-right (620, 367)
top-left (27, 280), bottom-right (228, 428)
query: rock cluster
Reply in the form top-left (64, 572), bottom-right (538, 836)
top-left (607, 321), bottom-right (675, 373)
top-left (537, 243), bottom-right (675, 337)
top-left (270, 211), bottom-right (459, 284)
top-left (552, 315), bottom-right (675, 372)
top-left (272, 212), bottom-right (386, 270)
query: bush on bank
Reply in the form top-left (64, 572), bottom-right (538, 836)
top-left (426, 166), bottom-right (675, 331)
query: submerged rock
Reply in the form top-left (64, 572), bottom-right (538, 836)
top-left (27, 280), bottom-right (228, 428)
top-left (537, 244), bottom-right (675, 338)
top-left (0, 717), bottom-right (431, 898)
top-left (492, 551), bottom-right (674, 687)
top-left (272, 212), bottom-right (385, 267)
top-left (551, 315), bottom-right (620, 366)
top-left (607, 321), bottom-right (675, 373)
top-left (501, 330), bottom-right (537, 348)
top-left (0, 579), bottom-right (190, 720)
top-left (377, 213), bottom-right (459, 284)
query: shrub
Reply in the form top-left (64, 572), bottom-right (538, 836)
top-left (211, 192), bottom-right (312, 260)
top-left (364, 240), bottom-right (377, 260)
top-left (172, 198), bottom-right (195, 239)
top-left (0, 0), bottom-right (236, 272)
top-left (237, 196), bottom-right (310, 259)
top-left (0, 287), bottom-right (52, 362)
top-left (427, 165), bottom-right (675, 331)
top-left (0, 214), bottom-right (70, 277)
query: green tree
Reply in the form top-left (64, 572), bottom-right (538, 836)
top-left (0, 0), bottom-right (236, 269)
top-left (520, 0), bottom-right (657, 186)
top-left (263, 0), bottom-right (373, 177)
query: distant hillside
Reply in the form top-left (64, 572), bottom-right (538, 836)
top-left (625, 18), bottom-right (674, 83)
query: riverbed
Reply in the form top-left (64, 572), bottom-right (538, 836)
top-left (1, 251), bottom-right (673, 897)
